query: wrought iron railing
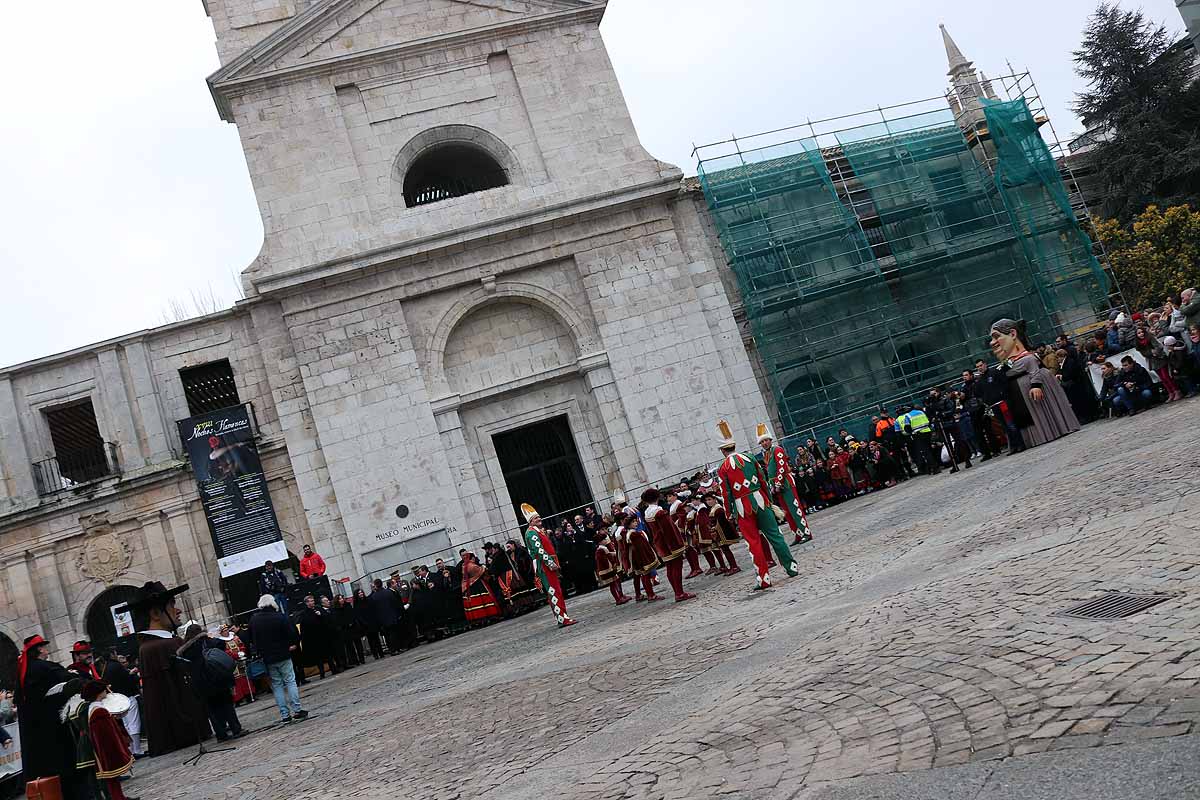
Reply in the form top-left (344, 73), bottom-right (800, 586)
top-left (32, 442), bottom-right (120, 496)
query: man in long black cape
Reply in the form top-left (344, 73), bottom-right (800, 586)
top-left (15, 634), bottom-right (85, 798)
top-left (121, 581), bottom-right (211, 756)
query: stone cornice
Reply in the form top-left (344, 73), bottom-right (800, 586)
top-left (0, 306), bottom-right (250, 377)
top-left (253, 174), bottom-right (681, 297)
top-left (430, 350), bottom-right (609, 414)
top-left (208, 2), bottom-right (607, 122)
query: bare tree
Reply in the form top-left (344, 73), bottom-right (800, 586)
top-left (161, 282), bottom-right (235, 324)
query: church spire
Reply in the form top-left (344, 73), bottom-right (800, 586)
top-left (940, 23), bottom-right (973, 76)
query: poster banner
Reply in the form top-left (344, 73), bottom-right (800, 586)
top-left (110, 603), bottom-right (134, 638)
top-left (0, 724), bottom-right (20, 779)
top-left (177, 406), bottom-right (288, 577)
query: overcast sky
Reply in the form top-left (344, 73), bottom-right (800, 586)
top-left (0, 0), bottom-right (1184, 369)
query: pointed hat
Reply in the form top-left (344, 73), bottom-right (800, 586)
top-left (756, 423), bottom-right (774, 444)
top-left (716, 419), bottom-right (736, 450)
top-left (520, 503), bottom-right (540, 524)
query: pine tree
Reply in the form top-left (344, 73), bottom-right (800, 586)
top-left (1073, 3), bottom-right (1200, 221)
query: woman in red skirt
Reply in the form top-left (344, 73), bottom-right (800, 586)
top-left (460, 552), bottom-right (501, 624)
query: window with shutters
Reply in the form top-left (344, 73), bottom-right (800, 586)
top-left (180, 360), bottom-right (241, 416)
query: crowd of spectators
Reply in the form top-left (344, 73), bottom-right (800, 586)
top-left (786, 295), bottom-right (1199, 513)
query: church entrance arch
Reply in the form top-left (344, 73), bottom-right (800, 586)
top-left (492, 415), bottom-right (589, 529)
top-left (85, 584), bottom-right (142, 657)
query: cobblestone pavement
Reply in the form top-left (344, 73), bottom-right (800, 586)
top-left (132, 400), bottom-right (1200, 799)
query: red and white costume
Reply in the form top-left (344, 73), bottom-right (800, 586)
top-left (714, 419), bottom-right (799, 588)
top-left (758, 425), bottom-right (812, 543)
top-left (521, 503), bottom-right (576, 628)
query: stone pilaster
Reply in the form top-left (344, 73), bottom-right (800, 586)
top-left (431, 397), bottom-right (492, 548)
top-left (0, 376), bottom-right (35, 503)
top-left (124, 340), bottom-right (175, 464)
top-left (96, 348), bottom-right (141, 469)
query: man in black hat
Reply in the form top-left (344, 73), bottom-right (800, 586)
top-left (15, 634), bottom-right (83, 798)
top-left (124, 581), bottom-right (212, 756)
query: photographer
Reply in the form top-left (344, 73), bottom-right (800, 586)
top-left (959, 369), bottom-right (999, 460)
top-left (178, 623), bottom-right (243, 742)
top-left (926, 387), bottom-right (972, 469)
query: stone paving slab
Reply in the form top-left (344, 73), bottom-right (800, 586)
top-left (129, 399), bottom-right (1200, 799)
top-left (796, 733), bottom-right (1200, 800)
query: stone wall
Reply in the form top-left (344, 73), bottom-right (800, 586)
top-left (0, 0), bottom-right (782, 661)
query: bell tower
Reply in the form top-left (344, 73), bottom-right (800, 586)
top-left (940, 24), bottom-right (997, 130)
top-left (196, 0), bottom-right (770, 576)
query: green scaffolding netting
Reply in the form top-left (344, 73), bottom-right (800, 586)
top-left (697, 99), bottom-right (1113, 442)
top-left (981, 97), bottom-right (1111, 320)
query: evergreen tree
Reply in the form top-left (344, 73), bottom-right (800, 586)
top-left (1073, 3), bottom-right (1200, 221)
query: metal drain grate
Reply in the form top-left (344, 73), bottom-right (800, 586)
top-left (1060, 592), bottom-right (1174, 620)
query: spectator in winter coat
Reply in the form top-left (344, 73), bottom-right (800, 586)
top-left (1163, 336), bottom-right (1195, 396)
top-left (298, 595), bottom-right (340, 679)
top-left (368, 579), bottom-right (401, 655)
top-left (1165, 298), bottom-right (1187, 337)
top-left (1180, 288), bottom-right (1200, 330)
top-left (1114, 356), bottom-right (1155, 414)
top-left (1105, 320), bottom-right (1122, 354)
top-left (299, 545), bottom-right (326, 579)
top-left (258, 561), bottom-right (291, 614)
top-left (1134, 323), bottom-right (1181, 401)
top-left (247, 595), bottom-right (308, 724)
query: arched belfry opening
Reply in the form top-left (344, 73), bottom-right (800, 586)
top-left (402, 143), bottom-right (509, 208)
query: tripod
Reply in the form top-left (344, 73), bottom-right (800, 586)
top-left (174, 654), bottom-right (236, 767)
top-left (933, 418), bottom-right (961, 474)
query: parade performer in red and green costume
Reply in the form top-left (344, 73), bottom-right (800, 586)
top-left (757, 423), bottom-right (813, 546)
top-left (521, 503), bottom-right (577, 628)
top-left (715, 419), bottom-right (800, 589)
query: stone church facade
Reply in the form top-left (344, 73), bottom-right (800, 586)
top-left (0, 0), bottom-right (769, 665)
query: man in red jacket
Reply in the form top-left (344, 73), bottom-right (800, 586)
top-left (299, 544), bottom-right (326, 579)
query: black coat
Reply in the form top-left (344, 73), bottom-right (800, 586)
top-left (1119, 363), bottom-right (1154, 392)
top-left (102, 660), bottom-right (141, 697)
top-left (334, 603), bottom-right (357, 634)
top-left (974, 367), bottom-right (1007, 406)
top-left (298, 606), bottom-right (336, 650)
top-left (15, 657), bottom-right (79, 781)
top-left (258, 568), bottom-right (289, 596)
top-left (179, 635), bottom-right (234, 699)
top-left (368, 587), bottom-right (399, 627)
top-left (248, 608), bottom-right (299, 665)
top-left (353, 598), bottom-right (377, 633)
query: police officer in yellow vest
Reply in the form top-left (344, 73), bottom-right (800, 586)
top-left (899, 404), bottom-right (940, 475)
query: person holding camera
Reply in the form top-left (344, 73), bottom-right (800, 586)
top-left (177, 623), bottom-right (243, 742)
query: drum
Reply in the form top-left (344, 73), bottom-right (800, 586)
top-left (99, 692), bottom-right (132, 718)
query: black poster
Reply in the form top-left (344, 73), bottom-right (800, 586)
top-left (177, 406), bottom-right (288, 577)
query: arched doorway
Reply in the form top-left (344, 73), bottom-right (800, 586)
top-left (85, 584), bottom-right (142, 658)
top-left (0, 633), bottom-right (17, 690)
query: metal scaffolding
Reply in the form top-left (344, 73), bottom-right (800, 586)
top-left (694, 72), bottom-right (1120, 444)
